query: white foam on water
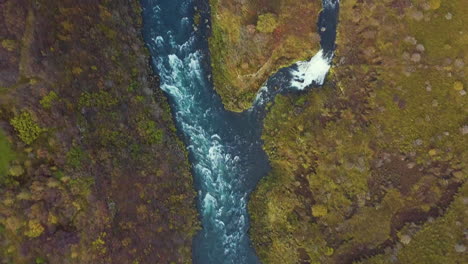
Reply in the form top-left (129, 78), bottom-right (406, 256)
top-left (252, 50), bottom-right (333, 108)
top-left (289, 49), bottom-right (332, 90)
top-left (324, 0), bottom-right (339, 7)
top-left (253, 85), bottom-right (268, 107)
top-left (203, 193), bottom-right (217, 212)
top-left (153, 36), bottom-right (164, 48)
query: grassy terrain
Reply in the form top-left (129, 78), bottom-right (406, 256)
top-left (208, 0), bottom-right (322, 112)
top-left (249, 0), bottom-right (467, 263)
top-left (0, 0), bottom-right (197, 263)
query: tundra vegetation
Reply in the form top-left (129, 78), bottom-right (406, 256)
top-left (0, 0), bottom-right (197, 263)
top-left (248, 0), bottom-right (468, 263)
top-left (209, 0), bottom-right (322, 111)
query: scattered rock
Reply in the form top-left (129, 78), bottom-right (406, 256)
top-left (445, 12), bottom-right (453, 20)
top-left (454, 58), bottom-right (465, 68)
top-left (402, 52), bottom-right (410, 60)
top-left (463, 197), bottom-right (468, 204)
top-left (404, 36), bottom-right (417, 45)
top-left (416, 44), bottom-right (425, 52)
top-left (411, 53), bottom-right (421, 62)
top-left (414, 139), bottom-right (423, 146)
top-left (443, 58), bottom-right (453, 65)
top-left (462, 125), bottom-right (468, 135)
top-left (375, 159), bottom-right (384, 168)
top-left (400, 235), bottom-right (411, 245)
top-left (246, 24), bottom-right (256, 34)
top-left (339, 57), bottom-right (346, 65)
top-left (426, 84), bottom-right (432, 92)
top-left (411, 11), bottom-right (424, 21)
top-left (422, 3), bottom-right (431, 11)
top-left (454, 244), bottom-right (466, 253)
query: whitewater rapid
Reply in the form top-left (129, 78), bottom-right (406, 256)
top-left (141, 0), bottom-right (339, 263)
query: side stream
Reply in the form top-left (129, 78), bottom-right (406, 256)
top-left (140, 0), bottom-right (339, 263)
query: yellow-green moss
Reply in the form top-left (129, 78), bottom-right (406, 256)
top-left (137, 119), bottom-right (164, 144)
top-left (39, 91), bottom-right (59, 109)
top-left (0, 130), bottom-right (15, 179)
top-left (256, 13), bottom-right (279, 33)
top-left (78, 90), bottom-right (118, 108)
top-left (10, 111), bottom-right (44, 145)
top-left (24, 220), bottom-right (44, 238)
top-left (1, 39), bottom-right (17, 51)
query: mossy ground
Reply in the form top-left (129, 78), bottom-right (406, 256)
top-left (0, 0), bottom-right (197, 263)
top-left (249, 0), bottom-right (467, 263)
top-left (208, 0), bottom-right (321, 112)
top-left (0, 130), bottom-right (15, 181)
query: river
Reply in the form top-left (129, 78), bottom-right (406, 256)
top-left (140, 0), bottom-right (339, 263)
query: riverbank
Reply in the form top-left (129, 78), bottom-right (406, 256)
top-left (0, 1), bottom-right (197, 263)
top-left (249, 0), bottom-right (467, 263)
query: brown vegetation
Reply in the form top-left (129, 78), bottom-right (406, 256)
top-left (209, 0), bottom-right (322, 111)
top-left (0, 0), bottom-right (197, 263)
top-left (249, 0), bottom-right (467, 263)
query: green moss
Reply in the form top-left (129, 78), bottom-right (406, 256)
top-left (24, 220), bottom-right (44, 238)
top-left (66, 146), bottom-right (86, 168)
top-left (8, 165), bottom-right (24, 177)
top-left (137, 120), bottom-right (164, 144)
top-left (39, 91), bottom-right (59, 109)
top-left (10, 111), bottom-right (44, 145)
top-left (35, 257), bottom-right (46, 264)
top-left (97, 23), bottom-right (117, 40)
top-left (127, 80), bottom-right (139, 92)
top-left (78, 90), bottom-right (119, 108)
top-left (311, 204), bottom-right (328, 217)
top-left (256, 13), bottom-right (279, 33)
top-left (0, 130), bottom-right (15, 179)
top-left (1, 39), bottom-right (16, 51)
top-left (69, 176), bottom-right (94, 197)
